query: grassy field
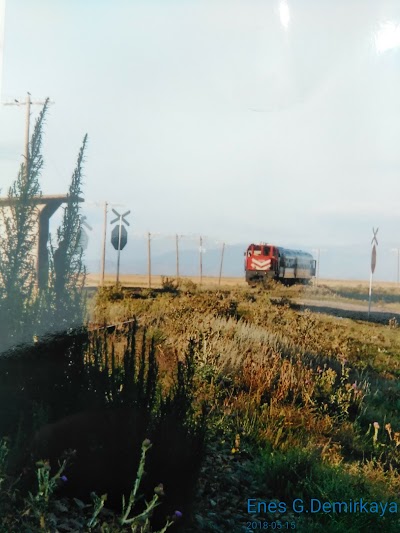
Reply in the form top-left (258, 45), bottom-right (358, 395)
top-left (87, 278), bottom-right (400, 531)
top-left (3, 277), bottom-right (400, 531)
top-left (87, 274), bottom-right (400, 316)
top-left (86, 273), bottom-right (400, 291)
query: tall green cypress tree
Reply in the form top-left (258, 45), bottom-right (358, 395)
top-left (52, 134), bottom-right (88, 330)
top-left (0, 99), bottom-right (49, 351)
top-left (0, 101), bottom-right (88, 351)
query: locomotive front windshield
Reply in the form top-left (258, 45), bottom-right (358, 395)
top-left (249, 245), bottom-right (271, 256)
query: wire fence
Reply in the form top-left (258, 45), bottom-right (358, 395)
top-left (62, 202), bottom-right (400, 288)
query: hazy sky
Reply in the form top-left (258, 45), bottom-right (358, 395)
top-left (1, 0), bottom-right (400, 278)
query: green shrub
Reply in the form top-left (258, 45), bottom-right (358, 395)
top-left (161, 276), bottom-right (180, 294)
top-left (251, 447), bottom-right (400, 532)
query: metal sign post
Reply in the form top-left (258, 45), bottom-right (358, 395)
top-left (368, 227), bottom-right (378, 319)
top-left (110, 209), bottom-right (130, 284)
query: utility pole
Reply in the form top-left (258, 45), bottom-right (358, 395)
top-left (176, 234), bottom-right (180, 279)
top-left (218, 242), bottom-right (225, 286)
top-left (3, 94), bottom-right (54, 290)
top-left (148, 232), bottom-right (151, 288)
top-left (100, 201), bottom-right (108, 285)
top-left (24, 94), bottom-right (31, 179)
top-left (199, 235), bottom-right (203, 285)
top-left (3, 94), bottom-right (53, 181)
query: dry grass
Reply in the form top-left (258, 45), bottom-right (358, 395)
top-left (83, 282), bottom-right (400, 530)
top-left (87, 273), bottom-right (400, 295)
top-left (321, 278), bottom-right (400, 291)
top-left (86, 273), bottom-right (247, 289)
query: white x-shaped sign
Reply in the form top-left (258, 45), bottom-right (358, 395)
top-left (371, 227), bottom-right (379, 246)
top-left (110, 209), bottom-right (131, 226)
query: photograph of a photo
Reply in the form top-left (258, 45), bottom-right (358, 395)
top-left (1, 1), bottom-right (400, 532)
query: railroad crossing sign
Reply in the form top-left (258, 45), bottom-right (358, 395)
top-left (368, 227), bottom-right (379, 318)
top-left (111, 224), bottom-right (128, 250)
top-left (371, 227), bottom-right (378, 274)
top-left (110, 209), bottom-right (130, 251)
top-left (110, 209), bottom-right (130, 227)
top-left (371, 227), bottom-right (379, 246)
top-left (110, 209), bottom-right (131, 284)
top-left (371, 245), bottom-right (377, 274)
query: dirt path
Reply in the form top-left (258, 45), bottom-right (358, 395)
top-left (292, 298), bottom-right (400, 324)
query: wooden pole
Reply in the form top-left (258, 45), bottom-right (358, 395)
top-left (218, 242), bottom-right (225, 286)
top-left (176, 233), bottom-right (179, 279)
top-left (148, 232), bottom-right (151, 288)
top-left (24, 93), bottom-right (31, 181)
top-left (199, 235), bottom-right (203, 285)
top-left (3, 95), bottom-right (51, 182)
top-left (100, 201), bottom-right (107, 286)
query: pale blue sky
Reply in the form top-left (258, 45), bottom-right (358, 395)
top-left (1, 0), bottom-right (400, 279)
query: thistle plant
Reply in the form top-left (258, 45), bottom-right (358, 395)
top-left (87, 492), bottom-right (107, 530)
top-left (86, 438), bottom-right (177, 532)
top-left (118, 439), bottom-right (175, 531)
top-left (24, 458), bottom-right (68, 529)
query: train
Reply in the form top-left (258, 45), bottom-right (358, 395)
top-left (245, 243), bottom-right (316, 285)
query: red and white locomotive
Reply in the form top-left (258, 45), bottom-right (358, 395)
top-left (245, 243), bottom-right (316, 285)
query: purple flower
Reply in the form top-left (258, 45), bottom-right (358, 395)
top-left (174, 510), bottom-right (183, 519)
top-left (60, 475), bottom-right (68, 482)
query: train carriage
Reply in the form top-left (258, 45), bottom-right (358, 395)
top-left (245, 243), bottom-right (316, 285)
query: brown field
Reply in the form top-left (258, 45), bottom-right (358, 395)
top-left (319, 278), bottom-right (400, 291)
top-left (85, 273), bottom-right (248, 289)
top-left (86, 273), bottom-right (400, 291)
